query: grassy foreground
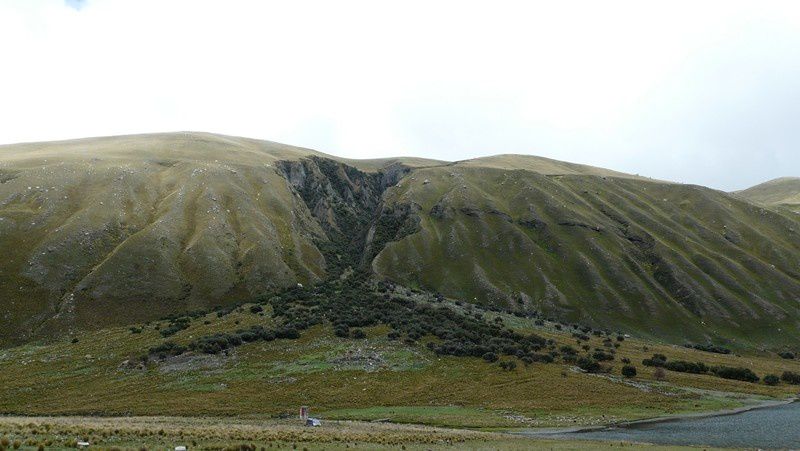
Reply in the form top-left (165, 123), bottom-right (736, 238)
top-left (0, 416), bottom-right (729, 450)
top-left (1, 300), bottom-right (798, 431)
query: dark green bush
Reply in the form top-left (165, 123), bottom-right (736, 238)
top-left (711, 366), bottom-right (759, 383)
top-left (685, 343), bottom-right (731, 354)
top-left (160, 317), bottom-right (191, 337)
top-left (577, 356), bottom-right (602, 373)
top-left (621, 365), bottom-right (637, 378)
top-left (593, 350), bottom-right (614, 361)
top-left (148, 341), bottom-right (187, 359)
top-left (350, 329), bottom-right (366, 339)
top-left (333, 323), bottom-right (349, 338)
top-left (778, 351), bottom-right (795, 360)
top-left (763, 374), bottom-right (780, 386)
top-left (499, 361), bottom-right (517, 371)
top-left (781, 371), bottom-right (800, 385)
top-left (560, 345), bottom-right (577, 355)
top-left (664, 360), bottom-right (709, 374)
top-left (642, 353), bottom-right (667, 367)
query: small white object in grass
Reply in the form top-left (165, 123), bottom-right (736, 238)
top-left (77, 441), bottom-right (90, 448)
top-left (175, 446), bottom-right (187, 451)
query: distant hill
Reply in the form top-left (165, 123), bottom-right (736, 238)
top-left (453, 153), bottom-right (661, 181)
top-left (1, 132), bottom-right (799, 348)
top-left (736, 177), bottom-right (800, 213)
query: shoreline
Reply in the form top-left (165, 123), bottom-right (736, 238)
top-left (510, 395), bottom-right (798, 436)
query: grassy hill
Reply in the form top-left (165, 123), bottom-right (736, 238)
top-left (736, 177), bottom-right (800, 213)
top-left (0, 133), bottom-right (436, 345)
top-left (377, 167), bottom-right (800, 348)
top-left (1, 132), bottom-right (799, 352)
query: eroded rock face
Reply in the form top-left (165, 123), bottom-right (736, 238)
top-left (276, 157), bottom-right (419, 275)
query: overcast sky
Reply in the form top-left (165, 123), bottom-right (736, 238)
top-left (1, 1), bottom-right (799, 190)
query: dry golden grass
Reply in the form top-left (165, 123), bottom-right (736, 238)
top-left (0, 416), bottom-right (727, 450)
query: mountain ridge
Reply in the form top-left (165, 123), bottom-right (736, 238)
top-left (1, 132), bottom-right (799, 349)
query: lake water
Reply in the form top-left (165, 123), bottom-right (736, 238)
top-left (535, 402), bottom-right (800, 449)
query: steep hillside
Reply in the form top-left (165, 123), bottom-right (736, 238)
top-left (737, 177), bottom-right (800, 213)
top-left (0, 133), bottom-right (321, 344)
top-left (1, 133), bottom-right (799, 350)
top-left (376, 167), bottom-right (800, 347)
top-left (0, 133), bottom-right (424, 345)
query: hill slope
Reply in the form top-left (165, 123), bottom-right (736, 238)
top-left (376, 166), bottom-right (800, 347)
top-left (736, 177), bottom-right (800, 213)
top-left (1, 133), bottom-right (799, 349)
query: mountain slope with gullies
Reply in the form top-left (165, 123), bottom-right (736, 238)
top-left (1, 132), bottom-right (799, 349)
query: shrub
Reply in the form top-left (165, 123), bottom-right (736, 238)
top-left (499, 360), bottom-right (517, 371)
top-left (560, 345), bottom-right (577, 355)
top-left (148, 341), bottom-right (187, 359)
top-left (781, 371), bottom-right (800, 385)
top-left (621, 365), bottom-right (637, 378)
top-left (12, 440), bottom-right (20, 449)
top-left (711, 366), bottom-right (759, 383)
top-left (685, 343), bottom-right (731, 354)
top-left (71, 337), bottom-right (79, 343)
top-left (764, 374), bottom-right (780, 386)
top-left (1, 437), bottom-right (10, 448)
top-left (333, 323), bottom-right (349, 338)
top-left (249, 305), bottom-right (264, 314)
top-left (350, 329), bottom-right (366, 339)
top-left (482, 352), bottom-right (499, 363)
top-left (621, 357), bottom-right (631, 364)
top-left (275, 326), bottom-right (300, 339)
top-left (593, 350), bottom-right (614, 361)
top-left (528, 353), bottom-right (554, 363)
top-left (642, 353), bottom-right (667, 367)
top-left (664, 360), bottom-right (709, 374)
top-left (778, 351), bottom-right (795, 360)
top-left (653, 367), bottom-right (666, 381)
top-left (577, 356), bottom-right (602, 373)
top-left (160, 317), bottom-right (191, 337)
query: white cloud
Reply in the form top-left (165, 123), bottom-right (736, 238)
top-left (1, 0), bottom-right (799, 189)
